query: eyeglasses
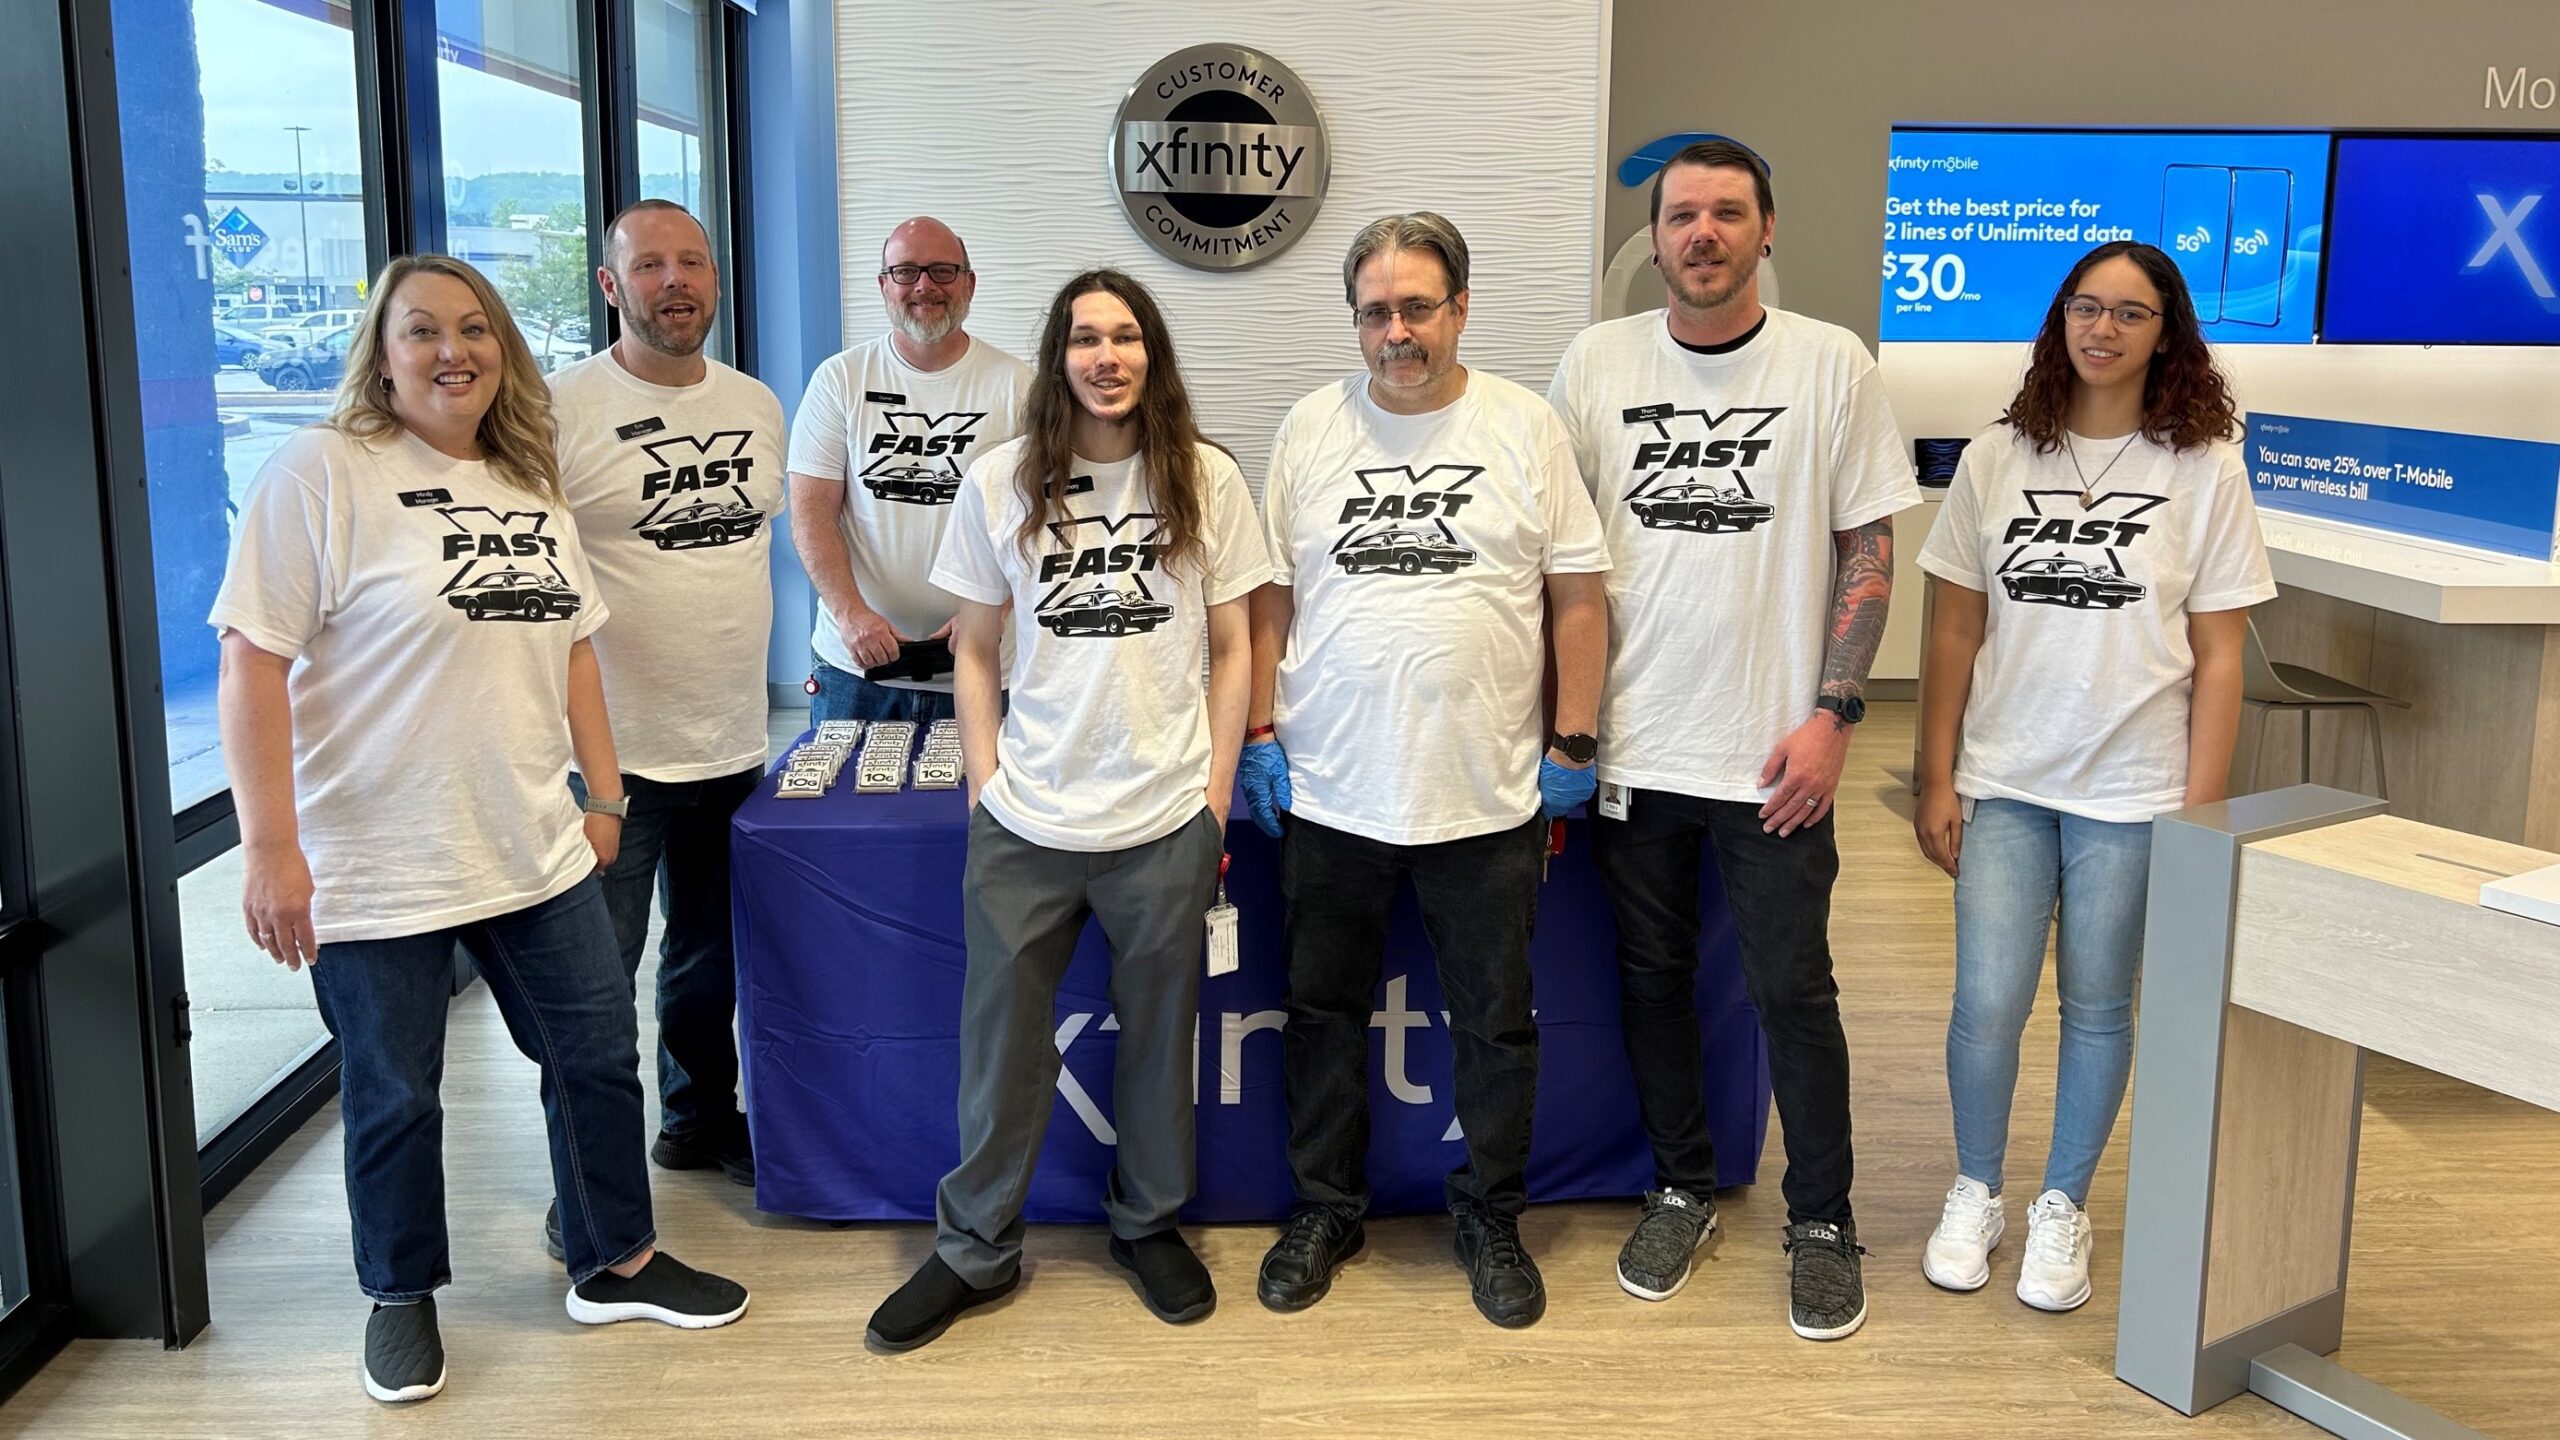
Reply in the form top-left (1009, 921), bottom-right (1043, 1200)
top-left (2062, 296), bottom-right (2162, 327)
top-left (880, 263), bottom-right (970, 286)
top-left (1352, 295), bottom-right (1458, 331)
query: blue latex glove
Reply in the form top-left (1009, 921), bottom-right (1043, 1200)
top-left (1539, 755), bottom-right (1598, 820)
top-left (1238, 739), bottom-right (1293, 837)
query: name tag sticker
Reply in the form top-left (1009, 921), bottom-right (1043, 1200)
top-left (864, 390), bottom-right (908, 405)
top-left (1047, 474), bottom-right (1096, 498)
top-left (614, 416), bottom-right (666, 441)
top-left (398, 488), bottom-right (453, 508)
top-left (1621, 403), bottom-right (1676, 424)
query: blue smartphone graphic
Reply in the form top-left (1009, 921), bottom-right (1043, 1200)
top-left (2159, 165), bottom-right (2231, 323)
top-left (2220, 167), bottom-right (2293, 327)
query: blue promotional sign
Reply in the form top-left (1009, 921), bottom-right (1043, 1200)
top-left (1881, 129), bottom-right (2330, 344)
top-left (2246, 413), bottom-right (2560, 560)
top-left (2323, 136), bottom-right (2560, 345)
top-left (207, 206), bottom-right (269, 265)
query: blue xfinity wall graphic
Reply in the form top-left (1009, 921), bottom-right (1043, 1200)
top-left (2323, 136), bottom-right (2560, 345)
top-left (1881, 129), bottom-right (2329, 343)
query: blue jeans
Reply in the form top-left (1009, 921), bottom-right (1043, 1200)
top-left (310, 878), bottom-right (655, 1298)
top-left (810, 656), bottom-right (956, 723)
top-left (1946, 797), bottom-right (2153, 1206)
top-left (571, 765), bottom-right (761, 1140)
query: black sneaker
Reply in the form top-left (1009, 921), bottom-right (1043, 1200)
top-left (1258, 1206), bottom-right (1366, 1312)
top-left (651, 1123), bottom-right (755, 1186)
top-left (363, 1299), bottom-right (445, 1404)
top-left (542, 1200), bottom-right (564, 1263)
top-left (1109, 1230), bottom-right (1216, 1324)
top-left (566, 1252), bottom-right (749, 1328)
top-left (1783, 1219), bottom-right (1869, 1340)
top-left (865, 1255), bottom-right (1019, 1352)
top-left (1616, 1187), bottom-right (1718, 1301)
top-left (1452, 1207), bottom-right (1545, 1328)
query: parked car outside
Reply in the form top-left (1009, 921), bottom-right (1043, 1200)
top-left (213, 322), bottom-right (271, 369)
top-left (250, 326), bottom-right (355, 393)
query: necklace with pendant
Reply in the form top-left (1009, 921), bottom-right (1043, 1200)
top-left (2065, 431), bottom-right (2141, 510)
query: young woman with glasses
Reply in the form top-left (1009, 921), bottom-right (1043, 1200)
top-left (1910, 240), bottom-right (2275, 1312)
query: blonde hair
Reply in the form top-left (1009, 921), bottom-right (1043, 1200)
top-left (330, 254), bottom-right (562, 499)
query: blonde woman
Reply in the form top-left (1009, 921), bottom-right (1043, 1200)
top-left (212, 256), bottom-right (748, 1406)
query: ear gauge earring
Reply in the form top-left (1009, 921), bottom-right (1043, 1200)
top-left (1761, 243), bottom-right (1773, 257)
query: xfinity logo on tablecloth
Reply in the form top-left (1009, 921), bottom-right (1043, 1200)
top-left (1111, 44), bottom-right (1329, 271)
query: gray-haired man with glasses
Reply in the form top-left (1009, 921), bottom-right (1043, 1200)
top-left (789, 217), bottom-right (1030, 723)
top-left (1243, 212), bottom-right (1611, 1328)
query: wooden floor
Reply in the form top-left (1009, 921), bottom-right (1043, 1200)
top-left (9, 704), bottom-right (2556, 1437)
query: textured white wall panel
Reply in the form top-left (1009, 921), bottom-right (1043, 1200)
top-left (832, 0), bottom-right (1608, 485)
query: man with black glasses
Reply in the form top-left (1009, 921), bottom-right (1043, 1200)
top-left (1243, 212), bottom-right (1610, 1329)
top-left (789, 217), bottom-right (1030, 723)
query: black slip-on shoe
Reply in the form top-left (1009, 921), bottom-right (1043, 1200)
top-left (363, 1299), bottom-right (446, 1404)
top-left (542, 1200), bottom-right (564, 1264)
top-left (651, 1124), bottom-right (756, 1186)
top-left (865, 1255), bottom-right (1019, 1352)
top-left (1109, 1230), bottom-right (1215, 1324)
top-left (566, 1252), bottom-right (749, 1328)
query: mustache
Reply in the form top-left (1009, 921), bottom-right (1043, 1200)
top-left (1377, 340), bottom-right (1428, 363)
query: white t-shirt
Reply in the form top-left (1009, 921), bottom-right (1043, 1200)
top-left (1264, 372), bottom-right (1611, 846)
top-left (208, 427), bottom-right (607, 944)
top-left (1917, 426), bottom-right (2278, 822)
top-left (1548, 308), bottom-right (1920, 802)
top-left (788, 334), bottom-right (1031, 690)
top-left (930, 438), bottom-right (1271, 852)
top-left (552, 351), bottom-right (785, 782)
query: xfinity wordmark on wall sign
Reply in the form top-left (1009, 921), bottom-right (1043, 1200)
top-left (1111, 44), bottom-right (1330, 271)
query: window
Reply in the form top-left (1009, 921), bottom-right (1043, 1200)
top-left (437, 0), bottom-right (594, 373)
top-left (122, 0), bottom-right (373, 814)
top-left (113, 0), bottom-right (371, 1143)
top-left (635, 0), bottom-right (736, 361)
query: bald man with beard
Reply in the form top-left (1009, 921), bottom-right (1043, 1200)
top-left (789, 218), bottom-right (1032, 723)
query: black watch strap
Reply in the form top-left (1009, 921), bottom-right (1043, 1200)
top-left (1549, 731), bottom-right (1599, 764)
top-left (1814, 694), bottom-right (1866, 726)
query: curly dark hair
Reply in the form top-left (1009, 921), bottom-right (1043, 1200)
top-left (2000, 241), bottom-right (2237, 455)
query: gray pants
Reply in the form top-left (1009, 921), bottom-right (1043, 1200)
top-left (934, 805), bottom-right (1222, 1286)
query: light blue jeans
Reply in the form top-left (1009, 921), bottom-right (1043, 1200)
top-left (1946, 797), bottom-right (2153, 1206)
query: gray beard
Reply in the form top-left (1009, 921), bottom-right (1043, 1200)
top-left (888, 295), bottom-right (968, 346)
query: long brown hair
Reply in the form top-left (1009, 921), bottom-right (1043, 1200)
top-left (1012, 270), bottom-right (1213, 576)
top-left (1999, 241), bottom-right (2238, 455)
top-left (331, 254), bottom-right (562, 498)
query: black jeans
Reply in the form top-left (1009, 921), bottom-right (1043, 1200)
top-left (1591, 790), bottom-right (1854, 1224)
top-left (571, 765), bottom-right (762, 1140)
top-left (1279, 815), bottom-right (1544, 1218)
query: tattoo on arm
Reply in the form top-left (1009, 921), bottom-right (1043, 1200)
top-left (1821, 518), bottom-right (1894, 702)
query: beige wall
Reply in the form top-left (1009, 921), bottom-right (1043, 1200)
top-left (1606, 0), bottom-right (2560, 347)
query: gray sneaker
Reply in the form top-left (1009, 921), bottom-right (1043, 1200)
top-left (1615, 1188), bottom-right (1718, 1301)
top-left (1783, 1219), bottom-right (1869, 1340)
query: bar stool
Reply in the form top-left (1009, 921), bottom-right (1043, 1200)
top-left (2240, 618), bottom-right (2410, 798)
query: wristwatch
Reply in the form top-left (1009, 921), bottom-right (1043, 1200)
top-left (580, 792), bottom-right (631, 818)
top-left (1548, 731), bottom-right (1599, 765)
top-left (1815, 694), bottom-right (1867, 727)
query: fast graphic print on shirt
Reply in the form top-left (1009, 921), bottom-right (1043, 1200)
top-left (855, 397), bottom-right (993, 507)
top-left (625, 429), bottom-right (769, 550)
top-left (1990, 488), bottom-right (2166, 611)
top-left (1328, 464), bottom-right (1484, 576)
top-left (1032, 477), bottom-right (1175, 638)
top-left (1617, 402), bottom-right (1786, 536)
top-left (436, 506), bottom-right (585, 622)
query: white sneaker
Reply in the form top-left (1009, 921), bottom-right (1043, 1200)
top-left (2017, 1189), bottom-right (2094, 1311)
top-left (1922, 1177), bottom-right (2005, 1291)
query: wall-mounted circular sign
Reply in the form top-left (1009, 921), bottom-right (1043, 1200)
top-left (1109, 45), bottom-right (1330, 272)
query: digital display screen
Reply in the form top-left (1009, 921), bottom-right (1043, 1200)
top-left (2321, 136), bottom-right (2560, 345)
top-left (1881, 129), bottom-right (2330, 344)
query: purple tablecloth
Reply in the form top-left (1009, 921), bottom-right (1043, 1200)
top-left (734, 749), bottom-right (1769, 1223)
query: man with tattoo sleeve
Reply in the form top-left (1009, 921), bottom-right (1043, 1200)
top-left (1547, 140), bottom-right (1918, 1340)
